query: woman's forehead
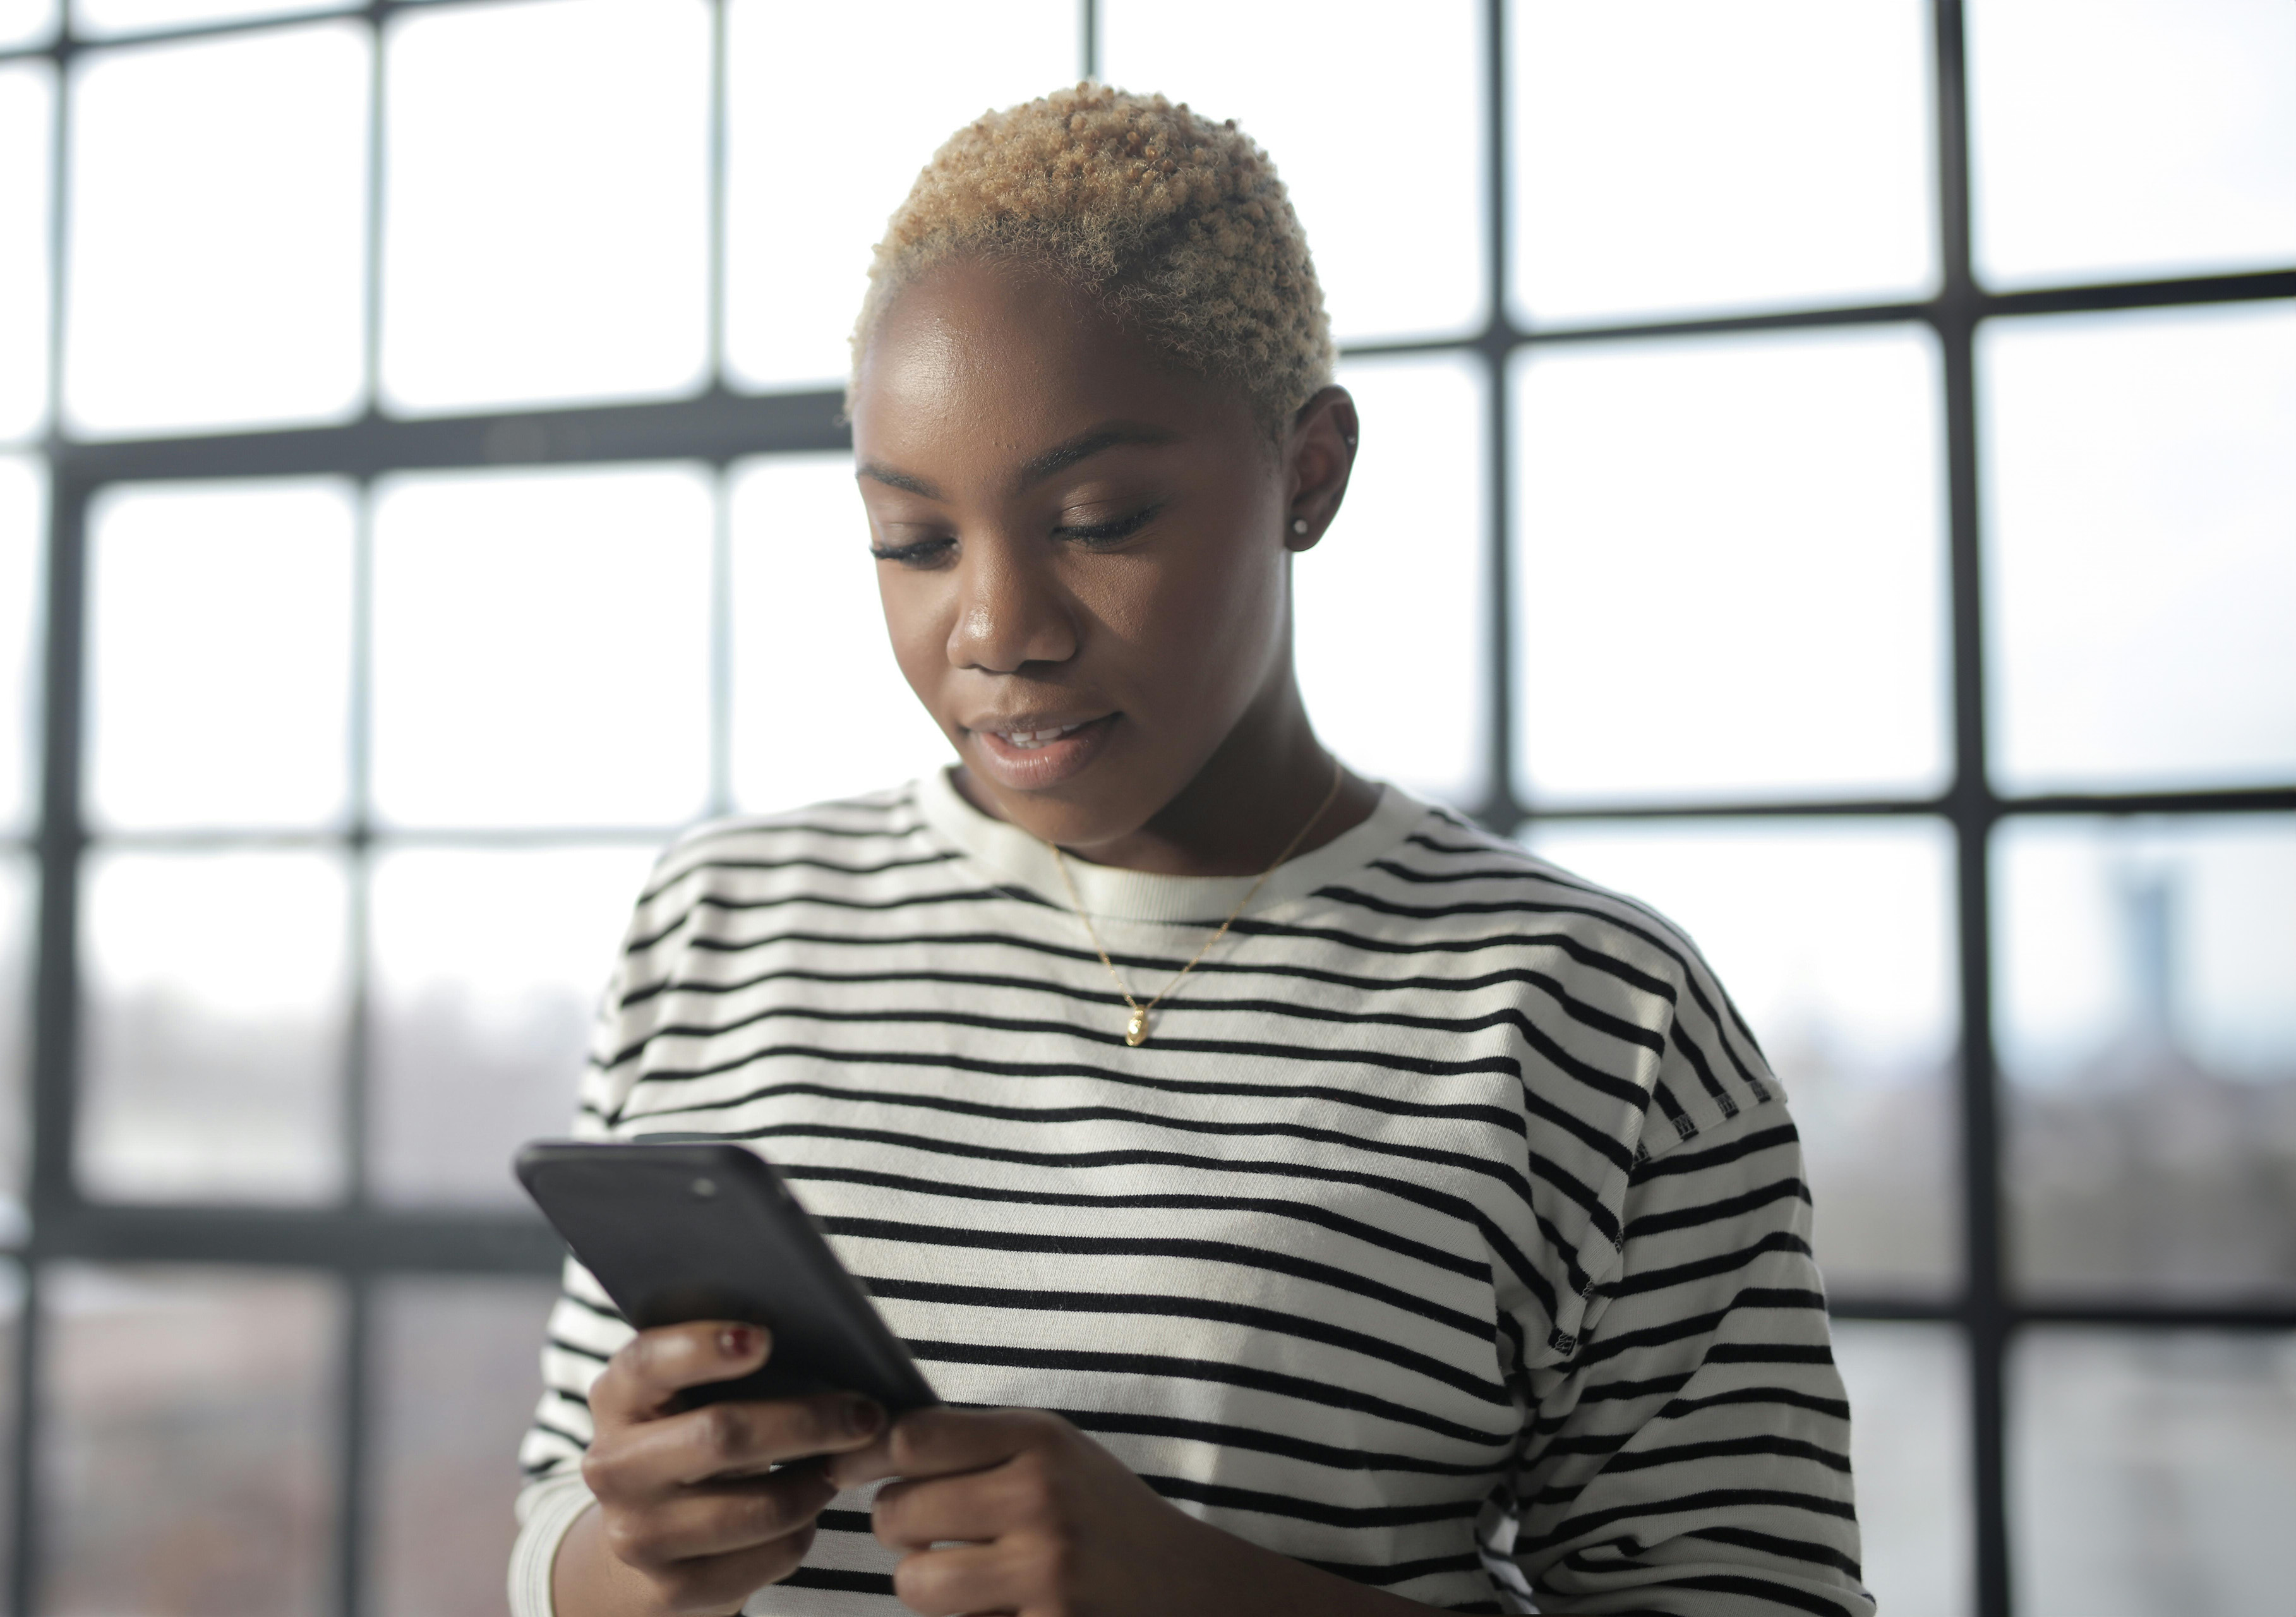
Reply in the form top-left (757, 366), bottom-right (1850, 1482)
top-left (851, 258), bottom-right (1252, 466)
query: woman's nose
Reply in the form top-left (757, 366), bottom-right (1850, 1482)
top-left (946, 542), bottom-right (1079, 673)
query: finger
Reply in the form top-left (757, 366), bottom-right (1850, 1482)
top-left (889, 1541), bottom-right (1026, 1617)
top-left (592, 1393), bottom-right (887, 1496)
top-left (872, 1468), bottom-right (1031, 1554)
top-left (610, 1469), bottom-right (836, 1565)
top-left (827, 1405), bottom-right (1051, 1490)
top-left (592, 1323), bottom-right (772, 1425)
top-left (638, 1526), bottom-right (819, 1616)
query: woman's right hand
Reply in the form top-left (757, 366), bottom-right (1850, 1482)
top-left (553, 1321), bottom-right (886, 1617)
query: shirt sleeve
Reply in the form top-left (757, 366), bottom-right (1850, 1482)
top-left (1496, 1095), bottom-right (1875, 1617)
top-left (507, 947), bottom-right (646, 1617)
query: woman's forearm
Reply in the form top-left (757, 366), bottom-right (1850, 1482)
top-left (554, 1492), bottom-right (1444, 1617)
top-left (1179, 1517), bottom-right (1450, 1617)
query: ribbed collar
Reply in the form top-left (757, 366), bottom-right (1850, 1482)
top-left (915, 765), bottom-right (1429, 925)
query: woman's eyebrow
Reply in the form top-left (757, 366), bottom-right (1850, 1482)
top-left (856, 421), bottom-right (1179, 502)
top-left (1012, 421), bottom-right (1181, 491)
top-left (856, 462), bottom-right (943, 498)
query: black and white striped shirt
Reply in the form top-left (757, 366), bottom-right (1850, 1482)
top-left (512, 771), bottom-right (1873, 1616)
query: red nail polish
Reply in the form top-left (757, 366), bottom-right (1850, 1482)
top-left (718, 1326), bottom-right (755, 1358)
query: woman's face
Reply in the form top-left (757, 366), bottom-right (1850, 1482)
top-left (848, 256), bottom-right (1352, 854)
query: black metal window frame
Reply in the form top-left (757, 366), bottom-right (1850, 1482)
top-left (4, 3), bottom-right (2293, 1615)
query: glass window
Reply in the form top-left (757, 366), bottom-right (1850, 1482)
top-left (37, 1264), bottom-right (341, 1617)
top-left (1832, 1322), bottom-right (1972, 1617)
top-left (366, 843), bottom-right (654, 1207)
top-left (1509, 0), bottom-right (1935, 326)
top-left (1983, 302), bottom-right (2296, 795)
top-left (1297, 352), bottom-right (1486, 809)
top-left (0, 63), bottom-right (52, 443)
top-left (0, 1261), bottom-right (16, 1588)
top-left (1996, 815), bottom-right (2296, 1299)
top-left (1103, 0), bottom-right (1485, 344)
top-left (0, 454), bottom-right (40, 834)
top-left (77, 850), bottom-right (348, 1204)
top-left (370, 464), bottom-right (713, 829)
top-left (86, 479), bottom-right (354, 831)
top-left (0, 856), bottom-right (29, 1240)
top-left (71, 0), bottom-right (356, 35)
top-left (365, 1274), bottom-right (562, 1617)
top-left (728, 454), bottom-right (951, 812)
top-left (1522, 817), bottom-right (1961, 1294)
top-left (1512, 325), bottom-right (1949, 805)
top-left (0, 0), bottom-right (57, 51)
top-left (62, 22), bottom-right (368, 437)
top-left (721, 0), bottom-right (1079, 390)
top-left (1968, 0), bottom-right (2296, 291)
top-left (2011, 1328), bottom-right (2296, 1617)
top-left (379, 0), bottom-right (711, 414)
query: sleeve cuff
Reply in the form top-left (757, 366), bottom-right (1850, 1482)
top-left (508, 1471), bottom-right (598, 1617)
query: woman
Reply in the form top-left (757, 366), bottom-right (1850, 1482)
top-left (512, 85), bottom-right (1870, 1617)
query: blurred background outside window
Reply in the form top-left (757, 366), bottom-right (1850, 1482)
top-left (0, 2), bottom-right (2290, 1614)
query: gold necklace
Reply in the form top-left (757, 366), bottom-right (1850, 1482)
top-left (1048, 757), bottom-right (1347, 1047)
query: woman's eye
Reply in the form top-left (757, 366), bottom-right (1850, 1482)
top-left (1056, 504), bottom-right (1161, 546)
top-left (869, 536), bottom-right (956, 567)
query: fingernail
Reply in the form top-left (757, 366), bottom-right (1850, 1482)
top-left (718, 1326), bottom-right (758, 1359)
top-left (843, 1398), bottom-right (883, 1438)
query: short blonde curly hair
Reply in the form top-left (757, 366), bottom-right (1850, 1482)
top-left (851, 83), bottom-right (1335, 439)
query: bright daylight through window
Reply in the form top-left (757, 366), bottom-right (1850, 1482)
top-left (0, 3), bottom-right (2290, 1616)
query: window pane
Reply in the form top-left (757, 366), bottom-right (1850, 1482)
top-left (1832, 1322), bottom-right (1971, 1617)
top-left (0, 1263), bottom-right (17, 1591)
top-left (721, 0), bottom-right (1079, 390)
top-left (371, 465), bottom-right (712, 829)
top-left (366, 1274), bottom-right (561, 1617)
top-left (72, 0), bottom-right (355, 35)
top-left (0, 857), bottom-right (29, 1239)
top-left (0, 0), bottom-right (57, 51)
top-left (0, 64), bottom-right (52, 442)
top-left (1103, 0), bottom-right (1484, 343)
top-left (1510, 0), bottom-right (1935, 325)
top-left (1969, 0), bottom-right (2296, 291)
top-left (728, 454), bottom-right (951, 812)
top-left (1522, 818), bottom-right (1961, 1293)
top-left (1297, 353), bottom-right (1485, 808)
top-left (2011, 1328), bottom-right (2296, 1617)
top-left (63, 22), bottom-right (368, 436)
top-left (381, 0), bottom-right (709, 413)
top-left (1983, 303), bottom-right (2296, 794)
top-left (87, 479), bottom-right (352, 831)
top-left (0, 455), bottom-right (40, 833)
top-left (78, 850), bottom-right (347, 1203)
top-left (39, 1265), bottom-right (340, 1617)
top-left (368, 844), bottom-right (652, 1206)
top-left (1997, 816), bottom-right (2296, 1299)
top-left (1513, 327), bottom-right (1948, 805)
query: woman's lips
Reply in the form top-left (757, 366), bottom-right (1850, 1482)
top-left (968, 712), bottom-right (1119, 789)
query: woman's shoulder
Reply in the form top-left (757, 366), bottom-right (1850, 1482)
top-left (1330, 793), bottom-right (1724, 1002)
top-left (643, 781), bottom-right (937, 884)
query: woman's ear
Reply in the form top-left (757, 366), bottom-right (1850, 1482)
top-left (1282, 385), bottom-right (1359, 552)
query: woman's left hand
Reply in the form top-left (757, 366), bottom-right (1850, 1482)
top-left (830, 1406), bottom-right (1342, 1617)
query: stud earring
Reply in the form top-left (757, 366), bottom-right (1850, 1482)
top-left (1290, 517), bottom-right (1309, 535)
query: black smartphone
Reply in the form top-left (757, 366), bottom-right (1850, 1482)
top-left (515, 1138), bottom-right (939, 1413)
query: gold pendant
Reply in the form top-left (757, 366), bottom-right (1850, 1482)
top-left (1125, 1007), bottom-right (1148, 1047)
